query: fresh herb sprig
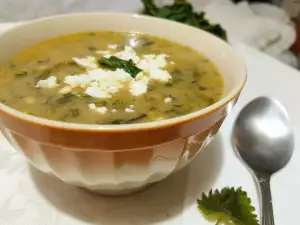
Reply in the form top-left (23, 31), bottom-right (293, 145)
top-left (141, 0), bottom-right (227, 41)
top-left (99, 56), bottom-right (142, 77)
top-left (197, 187), bottom-right (259, 225)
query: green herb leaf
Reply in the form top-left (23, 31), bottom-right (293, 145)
top-left (35, 69), bottom-right (51, 82)
top-left (141, 0), bottom-right (227, 41)
top-left (10, 63), bottom-right (16, 69)
top-left (108, 114), bottom-right (146, 125)
top-left (15, 71), bottom-right (28, 77)
top-left (69, 108), bottom-right (80, 117)
top-left (56, 93), bottom-right (77, 104)
top-left (99, 56), bottom-right (142, 77)
top-left (197, 187), bottom-right (259, 225)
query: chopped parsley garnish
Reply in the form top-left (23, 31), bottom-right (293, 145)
top-left (15, 71), bottom-right (28, 77)
top-left (69, 108), bottom-right (80, 117)
top-left (56, 93), bottom-right (77, 104)
top-left (197, 187), bottom-right (259, 225)
top-left (99, 56), bottom-right (142, 77)
top-left (141, 0), bottom-right (227, 41)
top-left (35, 69), bottom-right (50, 82)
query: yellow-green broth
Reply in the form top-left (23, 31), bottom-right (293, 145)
top-left (0, 31), bottom-right (224, 124)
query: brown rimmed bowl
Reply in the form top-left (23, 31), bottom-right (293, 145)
top-left (0, 13), bottom-right (246, 195)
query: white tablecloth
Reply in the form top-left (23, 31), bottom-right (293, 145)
top-left (0, 24), bottom-right (299, 225)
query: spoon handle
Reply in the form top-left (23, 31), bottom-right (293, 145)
top-left (257, 174), bottom-right (275, 225)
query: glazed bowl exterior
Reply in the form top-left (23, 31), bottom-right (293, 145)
top-left (0, 13), bottom-right (246, 195)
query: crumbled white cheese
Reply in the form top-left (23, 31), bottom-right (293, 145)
top-left (137, 54), bottom-right (171, 83)
top-left (64, 68), bottom-right (132, 99)
top-left (130, 77), bottom-right (149, 96)
top-left (88, 68), bottom-right (132, 84)
top-left (149, 68), bottom-right (172, 83)
top-left (106, 86), bottom-right (119, 94)
top-left (72, 56), bottom-right (98, 70)
top-left (84, 68), bottom-right (132, 99)
top-left (125, 108), bottom-right (134, 113)
top-left (96, 106), bottom-right (108, 114)
top-left (88, 103), bottom-right (97, 110)
top-left (164, 97), bottom-right (172, 103)
top-left (112, 109), bottom-right (117, 113)
top-left (138, 54), bottom-right (167, 72)
top-left (108, 44), bottom-right (118, 50)
top-left (85, 86), bottom-right (111, 99)
top-left (38, 47), bottom-right (173, 104)
top-left (88, 103), bottom-right (108, 114)
top-left (36, 76), bottom-right (57, 88)
top-left (59, 86), bottom-right (72, 94)
top-left (97, 47), bottom-right (171, 86)
top-left (64, 74), bottom-right (91, 88)
top-left (115, 46), bottom-right (139, 63)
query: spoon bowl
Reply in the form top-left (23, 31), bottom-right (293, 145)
top-left (233, 97), bottom-right (294, 174)
top-left (232, 96), bottom-right (294, 225)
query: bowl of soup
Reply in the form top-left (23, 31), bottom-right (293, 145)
top-left (0, 13), bottom-right (246, 195)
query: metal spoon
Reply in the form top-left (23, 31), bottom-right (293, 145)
top-left (232, 97), bottom-right (294, 225)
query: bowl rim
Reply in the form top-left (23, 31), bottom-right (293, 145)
top-left (0, 12), bottom-right (247, 132)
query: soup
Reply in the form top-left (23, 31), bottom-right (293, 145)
top-left (0, 31), bottom-right (223, 124)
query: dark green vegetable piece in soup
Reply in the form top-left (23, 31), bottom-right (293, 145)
top-left (99, 56), bottom-right (142, 77)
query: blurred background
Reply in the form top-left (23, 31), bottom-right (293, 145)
top-left (1, 0), bottom-right (300, 68)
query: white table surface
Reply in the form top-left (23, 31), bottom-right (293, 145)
top-left (0, 23), bottom-right (299, 225)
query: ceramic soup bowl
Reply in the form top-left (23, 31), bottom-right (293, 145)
top-left (0, 13), bottom-right (246, 195)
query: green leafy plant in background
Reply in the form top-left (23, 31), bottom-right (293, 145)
top-left (197, 187), bottom-right (259, 225)
top-left (141, 0), bottom-right (227, 41)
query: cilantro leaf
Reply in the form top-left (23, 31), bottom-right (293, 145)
top-left (197, 187), bottom-right (259, 225)
top-left (141, 0), bottom-right (227, 41)
top-left (98, 56), bottom-right (142, 77)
